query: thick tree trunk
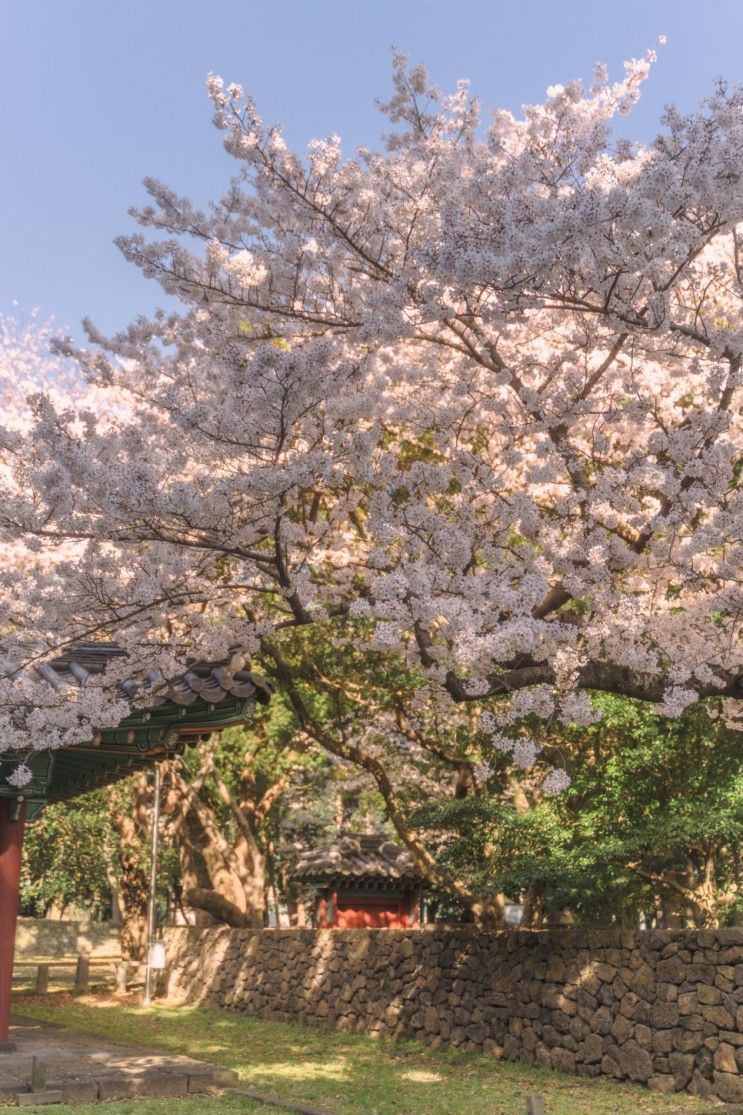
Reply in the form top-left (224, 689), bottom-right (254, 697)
top-left (630, 860), bottom-right (733, 930)
top-left (183, 888), bottom-right (254, 927)
top-left (470, 894), bottom-right (506, 927)
top-left (287, 895), bottom-right (308, 927)
top-left (169, 804), bottom-right (220, 926)
top-left (657, 891), bottom-right (685, 929)
top-left (166, 767), bottom-right (267, 928)
top-left (109, 775), bottom-right (150, 962)
top-left (521, 882), bottom-right (544, 928)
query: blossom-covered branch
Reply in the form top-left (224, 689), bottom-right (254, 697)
top-left (0, 50), bottom-right (742, 756)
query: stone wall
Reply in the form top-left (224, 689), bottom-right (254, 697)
top-left (162, 925), bottom-right (743, 1104)
top-left (15, 918), bottom-right (120, 959)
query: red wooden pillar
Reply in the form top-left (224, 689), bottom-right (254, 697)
top-left (0, 798), bottom-right (25, 1051)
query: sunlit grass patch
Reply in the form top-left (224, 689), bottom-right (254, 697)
top-left (14, 990), bottom-right (719, 1115)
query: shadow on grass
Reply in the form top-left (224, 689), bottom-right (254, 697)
top-left (13, 991), bottom-right (717, 1115)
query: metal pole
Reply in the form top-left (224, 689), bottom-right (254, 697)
top-left (142, 763), bottom-right (161, 1007)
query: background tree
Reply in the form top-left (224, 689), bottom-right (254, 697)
top-left (414, 696), bottom-right (742, 928)
top-left (21, 791), bottom-right (115, 920)
top-left (20, 774), bottom-right (176, 960)
top-left (162, 716), bottom-right (313, 928)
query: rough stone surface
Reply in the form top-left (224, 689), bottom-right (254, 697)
top-left (14, 917), bottom-right (119, 959)
top-left (0, 1017), bottom-right (228, 1107)
top-left (163, 925), bottom-right (743, 1105)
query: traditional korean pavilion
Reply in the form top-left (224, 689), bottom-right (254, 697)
top-left (292, 833), bottom-right (423, 928)
top-left (0, 643), bottom-right (272, 1050)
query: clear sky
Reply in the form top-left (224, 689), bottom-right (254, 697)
top-left (2, 0), bottom-right (741, 340)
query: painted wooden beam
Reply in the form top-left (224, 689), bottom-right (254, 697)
top-left (0, 798), bottom-right (26, 1050)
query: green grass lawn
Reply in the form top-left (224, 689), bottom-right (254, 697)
top-left (13, 990), bottom-right (720, 1115)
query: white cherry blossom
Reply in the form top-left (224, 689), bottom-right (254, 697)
top-left (0, 53), bottom-right (741, 757)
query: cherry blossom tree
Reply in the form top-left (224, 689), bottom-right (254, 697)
top-left (1, 50), bottom-right (742, 778)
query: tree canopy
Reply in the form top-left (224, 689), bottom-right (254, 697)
top-left (0, 52), bottom-right (741, 783)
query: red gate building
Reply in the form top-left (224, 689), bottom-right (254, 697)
top-left (293, 834), bottom-right (423, 929)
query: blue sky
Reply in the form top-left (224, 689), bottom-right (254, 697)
top-left (2, 0), bottom-right (741, 340)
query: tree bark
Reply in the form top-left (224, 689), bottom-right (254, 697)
top-left (109, 774), bottom-right (150, 962)
top-left (183, 887), bottom-right (254, 927)
top-left (165, 762), bottom-right (267, 929)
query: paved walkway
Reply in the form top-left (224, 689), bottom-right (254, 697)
top-left (0, 1015), bottom-right (237, 1105)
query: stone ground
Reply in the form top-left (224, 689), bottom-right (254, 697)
top-left (0, 1015), bottom-right (237, 1105)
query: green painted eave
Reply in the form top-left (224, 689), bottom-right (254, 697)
top-left (0, 692), bottom-right (256, 819)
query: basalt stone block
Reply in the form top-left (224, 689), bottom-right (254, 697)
top-left (695, 1047), bottom-right (713, 1076)
top-left (482, 1038), bottom-right (503, 1059)
top-left (534, 1043), bottom-right (552, 1069)
top-left (581, 1033), bottom-right (604, 1063)
top-left (651, 1000), bottom-right (679, 1028)
top-left (634, 1024), bottom-right (653, 1050)
top-left (601, 1053), bottom-right (621, 1077)
top-left (702, 1005), bottom-right (734, 1028)
top-left (465, 1023), bottom-right (489, 1044)
top-left (713, 1071), bottom-right (743, 1103)
top-left (550, 1047), bottom-right (576, 1073)
top-left (576, 988), bottom-right (598, 1010)
top-left (657, 958), bottom-right (687, 984)
top-left (648, 1074), bottom-right (677, 1093)
top-left (591, 1006), bottom-right (614, 1035)
top-left (610, 1015), bottom-right (632, 1043)
top-left (715, 1043), bottom-right (739, 1074)
top-left (719, 947), bottom-right (743, 965)
top-left (620, 991), bottom-right (644, 1020)
top-left (687, 1070), bottom-right (715, 1099)
top-left (652, 1029), bottom-right (675, 1055)
top-left (678, 991), bottom-right (697, 1015)
top-left (502, 1034), bottom-right (520, 1059)
top-left (673, 1029), bottom-right (705, 1053)
top-left (668, 1052), bottom-right (695, 1088)
top-left (618, 1040), bottom-right (653, 1082)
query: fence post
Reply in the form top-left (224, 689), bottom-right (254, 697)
top-left (519, 1092), bottom-right (544, 1110)
top-left (114, 962), bottom-right (129, 995)
top-left (35, 964), bottom-right (49, 995)
top-left (31, 1055), bottom-right (48, 1093)
top-left (525, 1096), bottom-right (546, 1115)
top-left (74, 955), bottom-right (90, 993)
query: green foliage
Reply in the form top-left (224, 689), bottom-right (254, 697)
top-left (415, 697), bottom-right (743, 926)
top-left (22, 774), bottom-right (178, 925)
top-left (21, 790), bottom-right (115, 918)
